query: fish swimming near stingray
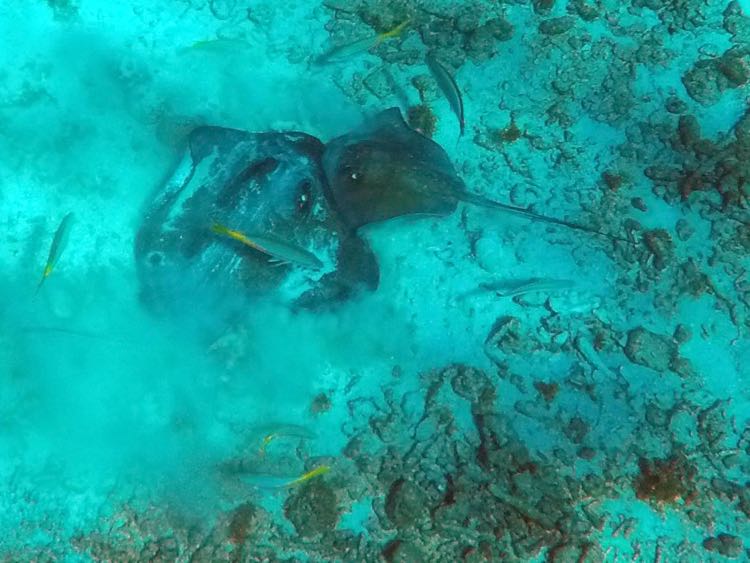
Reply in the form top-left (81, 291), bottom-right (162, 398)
top-left (321, 108), bottom-right (631, 244)
top-left (459, 277), bottom-right (576, 300)
top-left (241, 465), bottom-right (330, 490)
top-left (211, 223), bottom-right (323, 270)
top-left (314, 20), bottom-right (409, 65)
top-left (286, 465), bottom-right (330, 487)
top-left (426, 52), bottom-right (465, 136)
top-left (178, 37), bottom-right (253, 55)
top-left (37, 211), bottom-right (74, 292)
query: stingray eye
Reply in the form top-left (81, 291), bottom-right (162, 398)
top-left (296, 180), bottom-right (312, 214)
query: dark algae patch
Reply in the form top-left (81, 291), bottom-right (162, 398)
top-left (634, 454), bottom-right (697, 505)
top-left (407, 104), bottom-right (437, 137)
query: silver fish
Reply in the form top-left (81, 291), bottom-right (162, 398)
top-left (459, 277), bottom-right (575, 301)
top-left (244, 233), bottom-right (324, 270)
top-left (479, 277), bottom-right (575, 298)
top-left (426, 52), bottom-right (465, 136)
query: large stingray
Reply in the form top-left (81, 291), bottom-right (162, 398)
top-left (135, 126), bottom-right (378, 322)
top-left (322, 107), bottom-right (626, 241)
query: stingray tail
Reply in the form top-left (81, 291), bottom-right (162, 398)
top-left (461, 192), bottom-right (632, 244)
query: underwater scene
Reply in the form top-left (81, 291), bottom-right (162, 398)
top-left (1, 0), bottom-right (750, 561)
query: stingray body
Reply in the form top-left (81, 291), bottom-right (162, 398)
top-left (322, 108), bottom-right (462, 229)
top-left (135, 127), bottom-right (378, 322)
top-left (323, 108), bottom-right (626, 242)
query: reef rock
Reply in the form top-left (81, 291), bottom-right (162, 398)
top-left (703, 533), bottom-right (744, 559)
top-left (384, 477), bottom-right (429, 529)
top-left (284, 478), bottom-right (340, 537)
top-left (624, 327), bottom-right (678, 373)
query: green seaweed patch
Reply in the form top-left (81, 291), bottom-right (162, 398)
top-left (407, 104), bottom-right (437, 137)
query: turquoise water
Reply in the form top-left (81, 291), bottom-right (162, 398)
top-left (1, 1), bottom-right (749, 561)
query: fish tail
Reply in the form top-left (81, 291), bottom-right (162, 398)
top-left (35, 265), bottom-right (52, 293)
top-left (283, 475), bottom-right (301, 488)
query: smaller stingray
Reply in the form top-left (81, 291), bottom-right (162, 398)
top-left (322, 108), bottom-right (628, 243)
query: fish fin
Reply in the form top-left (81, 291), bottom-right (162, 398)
top-left (35, 266), bottom-right (52, 294)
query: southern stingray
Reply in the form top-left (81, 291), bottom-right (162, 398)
top-left (135, 126), bottom-right (378, 321)
top-left (322, 107), bottom-right (626, 242)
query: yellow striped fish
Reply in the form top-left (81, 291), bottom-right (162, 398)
top-left (315, 20), bottom-right (410, 65)
top-left (241, 465), bottom-right (331, 490)
top-left (37, 212), bottom-right (74, 292)
top-left (211, 223), bottom-right (323, 270)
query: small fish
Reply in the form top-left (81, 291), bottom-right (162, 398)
top-left (315, 19), bottom-right (409, 65)
top-left (255, 423), bottom-right (317, 458)
top-left (21, 325), bottom-right (108, 340)
top-left (242, 465), bottom-right (331, 490)
top-left (211, 223), bottom-right (323, 270)
top-left (284, 465), bottom-right (330, 487)
top-left (179, 37), bottom-right (253, 55)
top-left (479, 277), bottom-right (575, 298)
top-left (425, 52), bottom-right (465, 136)
top-left (457, 277), bottom-right (574, 301)
top-left (37, 212), bottom-right (74, 292)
